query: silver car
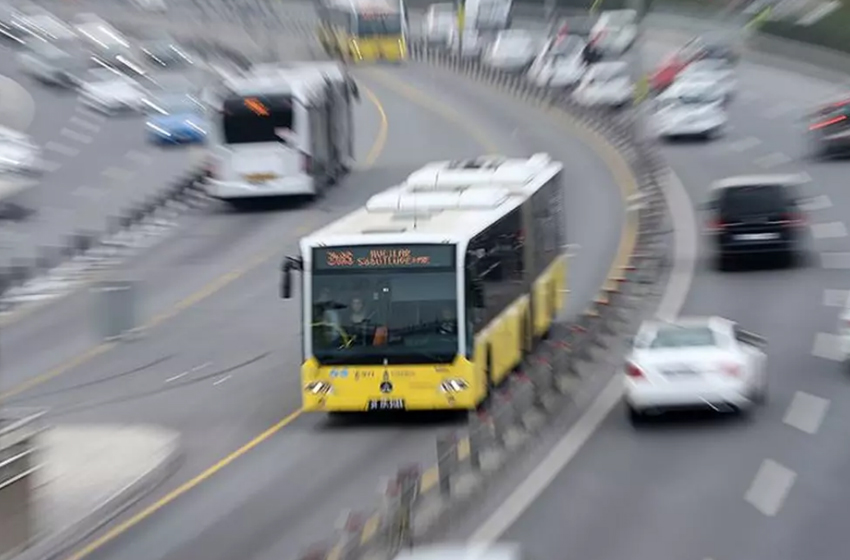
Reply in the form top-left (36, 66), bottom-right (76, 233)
top-left (17, 40), bottom-right (90, 88)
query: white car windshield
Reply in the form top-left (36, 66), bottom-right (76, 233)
top-left (648, 326), bottom-right (716, 349)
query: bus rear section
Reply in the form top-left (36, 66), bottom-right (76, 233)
top-left (207, 93), bottom-right (319, 201)
top-left (299, 243), bottom-right (480, 412)
top-left (350, 9), bottom-right (407, 62)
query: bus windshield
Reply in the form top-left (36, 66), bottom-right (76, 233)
top-left (220, 94), bottom-right (294, 145)
top-left (310, 245), bottom-right (459, 365)
top-left (355, 12), bottom-right (402, 37)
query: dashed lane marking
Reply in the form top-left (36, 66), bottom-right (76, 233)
top-left (753, 152), bottom-right (791, 169)
top-left (728, 136), bottom-right (761, 152)
top-left (60, 127), bottom-right (93, 144)
top-left (823, 289), bottom-right (848, 307)
top-left (820, 252), bottom-right (850, 269)
top-left (783, 391), bottom-right (830, 434)
top-left (810, 221), bottom-right (848, 239)
top-left (744, 459), bottom-right (797, 517)
top-left (811, 332), bottom-right (844, 362)
top-left (799, 194), bottom-right (831, 211)
top-left (45, 141), bottom-right (79, 157)
top-left (68, 116), bottom-right (101, 133)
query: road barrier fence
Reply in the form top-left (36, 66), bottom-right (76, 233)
top-left (295, 37), bottom-right (674, 560)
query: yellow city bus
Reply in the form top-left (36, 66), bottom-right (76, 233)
top-left (280, 154), bottom-right (567, 413)
top-left (316, 0), bottom-right (408, 63)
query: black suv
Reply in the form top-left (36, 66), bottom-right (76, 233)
top-left (703, 176), bottom-right (807, 270)
top-left (808, 99), bottom-right (850, 158)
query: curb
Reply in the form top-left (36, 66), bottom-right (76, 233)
top-left (11, 428), bottom-right (183, 560)
top-left (296, 38), bottom-right (674, 560)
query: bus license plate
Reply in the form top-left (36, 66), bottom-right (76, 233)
top-left (368, 399), bottom-right (405, 411)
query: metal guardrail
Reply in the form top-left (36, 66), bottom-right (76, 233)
top-left (0, 409), bottom-right (47, 560)
top-left (294, 35), bottom-right (673, 560)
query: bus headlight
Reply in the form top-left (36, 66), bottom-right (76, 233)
top-left (305, 381), bottom-right (333, 395)
top-left (439, 379), bottom-right (469, 394)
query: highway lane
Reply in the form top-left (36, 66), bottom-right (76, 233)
top-left (0, 39), bottom-right (198, 268)
top-left (464, 36), bottom-right (850, 560)
top-left (8, 64), bottom-right (631, 560)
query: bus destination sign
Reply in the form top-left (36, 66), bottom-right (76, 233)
top-left (314, 245), bottom-right (454, 270)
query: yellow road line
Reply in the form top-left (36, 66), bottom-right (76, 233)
top-left (1, 85), bottom-right (388, 405)
top-left (64, 409), bottom-right (303, 560)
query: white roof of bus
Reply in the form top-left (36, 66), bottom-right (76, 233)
top-left (300, 154), bottom-right (562, 251)
top-left (225, 63), bottom-right (347, 99)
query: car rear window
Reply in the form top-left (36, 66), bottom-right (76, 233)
top-left (649, 326), bottom-right (716, 348)
top-left (719, 185), bottom-right (788, 217)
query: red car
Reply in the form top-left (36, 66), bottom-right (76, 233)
top-left (650, 37), bottom-right (711, 92)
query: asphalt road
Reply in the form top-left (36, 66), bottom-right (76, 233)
top-left (1, 55), bottom-right (628, 560)
top-left (469, 27), bottom-right (850, 560)
top-left (0, 36), bottom-right (200, 270)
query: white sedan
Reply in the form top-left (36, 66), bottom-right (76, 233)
top-left (652, 80), bottom-right (727, 139)
top-left (572, 61), bottom-right (633, 108)
top-left (624, 316), bottom-right (767, 423)
top-left (676, 58), bottom-right (737, 100)
top-left (526, 35), bottom-right (587, 88)
top-left (482, 30), bottom-right (536, 72)
top-left (0, 126), bottom-right (42, 175)
top-left (78, 67), bottom-right (149, 114)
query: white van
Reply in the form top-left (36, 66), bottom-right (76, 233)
top-left (206, 63), bottom-right (359, 207)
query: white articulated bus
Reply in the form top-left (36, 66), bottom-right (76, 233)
top-left (280, 153), bottom-right (567, 413)
top-left (206, 62), bottom-right (360, 207)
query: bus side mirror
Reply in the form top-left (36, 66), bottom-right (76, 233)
top-left (280, 256), bottom-right (302, 299)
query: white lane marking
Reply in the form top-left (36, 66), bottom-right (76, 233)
top-left (165, 361), bottom-right (211, 383)
top-left (799, 194), bottom-right (832, 211)
top-left (753, 152), bottom-right (792, 169)
top-left (68, 116), bottom-right (101, 133)
top-left (820, 252), bottom-right (850, 269)
top-left (728, 136), bottom-right (761, 152)
top-left (823, 289), bottom-right (849, 307)
top-left (60, 127), bottom-right (93, 144)
top-left (165, 371), bottom-right (188, 383)
top-left (783, 391), bottom-right (830, 434)
top-left (812, 332), bottom-right (844, 362)
top-left (101, 167), bottom-right (134, 181)
top-left (45, 141), bottom-right (79, 157)
top-left (41, 160), bottom-right (62, 173)
top-left (74, 104), bottom-right (106, 122)
top-left (468, 170), bottom-right (697, 545)
top-left (0, 74), bottom-right (36, 131)
top-left (744, 459), bottom-right (797, 517)
top-left (810, 221), bottom-right (848, 239)
top-left (124, 149), bottom-right (153, 165)
top-left (213, 374), bottom-right (231, 386)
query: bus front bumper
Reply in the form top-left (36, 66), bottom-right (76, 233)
top-left (302, 388), bottom-right (479, 412)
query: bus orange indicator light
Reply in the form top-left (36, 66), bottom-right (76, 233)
top-left (244, 97), bottom-right (270, 116)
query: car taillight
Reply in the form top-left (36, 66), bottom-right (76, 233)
top-left (301, 154), bottom-right (312, 173)
top-left (776, 213), bottom-right (805, 227)
top-left (707, 218), bottom-right (726, 232)
top-left (625, 362), bottom-right (644, 379)
top-left (720, 363), bottom-right (740, 377)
